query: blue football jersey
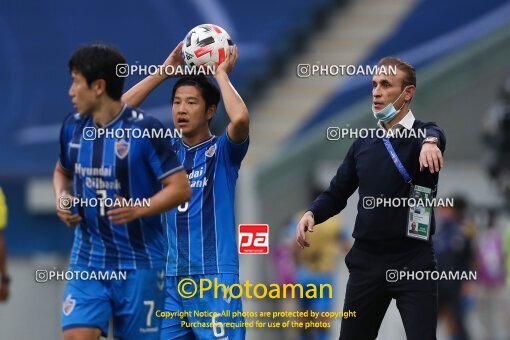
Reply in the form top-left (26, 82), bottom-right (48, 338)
top-left (58, 105), bottom-right (184, 269)
top-left (165, 132), bottom-right (249, 276)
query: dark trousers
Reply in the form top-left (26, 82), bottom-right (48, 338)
top-left (339, 242), bottom-right (438, 340)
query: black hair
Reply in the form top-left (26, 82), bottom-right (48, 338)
top-left (68, 44), bottom-right (126, 100)
top-left (172, 76), bottom-right (221, 118)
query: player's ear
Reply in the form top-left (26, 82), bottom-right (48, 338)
top-left (92, 79), bottom-right (107, 96)
top-left (206, 104), bottom-right (216, 120)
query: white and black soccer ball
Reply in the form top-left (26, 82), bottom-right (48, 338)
top-left (182, 24), bottom-right (233, 68)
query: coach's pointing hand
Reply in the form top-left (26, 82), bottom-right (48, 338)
top-left (296, 211), bottom-right (315, 249)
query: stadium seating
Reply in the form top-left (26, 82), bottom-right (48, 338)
top-left (292, 0), bottom-right (510, 139)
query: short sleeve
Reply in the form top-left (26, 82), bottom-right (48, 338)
top-left (217, 131), bottom-right (249, 167)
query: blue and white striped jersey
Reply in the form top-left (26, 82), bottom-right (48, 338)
top-left (166, 132), bottom-right (249, 276)
top-left (58, 105), bottom-right (183, 269)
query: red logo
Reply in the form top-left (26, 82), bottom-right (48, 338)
top-left (238, 224), bottom-right (269, 254)
top-left (194, 46), bottom-right (213, 58)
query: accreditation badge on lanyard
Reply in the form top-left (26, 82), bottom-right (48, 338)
top-left (382, 137), bottom-right (432, 241)
top-left (406, 184), bottom-right (432, 240)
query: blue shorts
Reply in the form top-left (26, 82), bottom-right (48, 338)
top-left (61, 265), bottom-right (166, 339)
top-left (160, 274), bottom-right (245, 340)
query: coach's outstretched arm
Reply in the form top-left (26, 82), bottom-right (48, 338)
top-left (214, 45), bottom-right (249, 143)
top-left (419, 122), bottom-right (446, 174)
top-left (296, 142), bottom-right (359, 248)
top-left (122, 42), bottom-right (184, 107)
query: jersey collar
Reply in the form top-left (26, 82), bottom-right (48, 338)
top-left (182, 136), bottom-right (215, 150)
top-left (92, 104), bottom-right (127, 129)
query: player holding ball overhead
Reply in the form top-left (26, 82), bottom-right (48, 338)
top-left (123, 24), bottom-right (250, 340)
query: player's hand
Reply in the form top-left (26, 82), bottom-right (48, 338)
top-left (56, 193), bottom-right (82, 228)
top-left (296, 211), bottom-right (315, 249)
top-left (162, 41), bottom-right (184, 78)
top-left (215, 45), bottom-right (238, 75)
top-left (0, 282), bottom-right (9, 302)
top-left (107, 195), bottom-right (143, 224)
top-left (420, 143), bottom-right (443, 173)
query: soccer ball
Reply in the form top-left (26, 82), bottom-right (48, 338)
top-left (182, 24), bottom-right (233, 68)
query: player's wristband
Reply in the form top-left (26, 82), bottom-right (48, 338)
top-left (0, 275), bottom-right (10, 284)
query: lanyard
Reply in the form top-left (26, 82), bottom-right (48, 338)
top-left (382, 137), bottom-right (412, 184)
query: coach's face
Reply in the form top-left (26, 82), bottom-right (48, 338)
top-left (68, 70), bottom-right (100, 115)
top-left (172, 85), bottom-right (214, 136)
top-left (372, 70), bottom-right (408, 111)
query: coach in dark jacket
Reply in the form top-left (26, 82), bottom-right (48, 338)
top-left (296, 57), bottom-right (445, 340)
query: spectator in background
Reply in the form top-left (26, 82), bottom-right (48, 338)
top-left (505, 219), bottom-right (510, 287)
top-left (482, 76), bottom-right (510, 205)
top-left (0, 186), bottom-right (10, 302)
top-left (434, 196), bottom-right (474, 340)
top-left (476, 208), bottom-right (509, 340)
top-left (504, 219), bottom-right (510, 336)
top-left (273, 214), bottom-right (302, 340)
top-left (292, 211), bottom-right (350, 340)
top-left (281, 186), bottom-right (351, 340)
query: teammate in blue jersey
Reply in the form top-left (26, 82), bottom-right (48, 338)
top-left (123, 43), bottom-right (250, 339)
top-left (53, 44), bottom-right (191, 340)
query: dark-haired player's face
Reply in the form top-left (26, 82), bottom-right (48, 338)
top-left (172, 85), bottom-right (213, 136)
top-left (371, 69), bottom-right (406, 111)
top-left (68, 70), bottom-right (98, 115)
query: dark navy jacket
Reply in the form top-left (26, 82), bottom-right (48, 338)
top-left (309, 119), bottom-right (446, 252)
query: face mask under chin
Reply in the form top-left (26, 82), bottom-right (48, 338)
top-left (372, 87), bottom-right (408, 123)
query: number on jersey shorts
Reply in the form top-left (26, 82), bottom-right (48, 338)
top-left (161, 273), bottom-right (245, 340)
top-left (61, 265), bottom-right (166, 339)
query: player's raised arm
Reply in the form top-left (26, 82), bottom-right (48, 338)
top-left (214, 45), bottom-right (249, 143)
top-left (121, 42), bottom-right (184, 107)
